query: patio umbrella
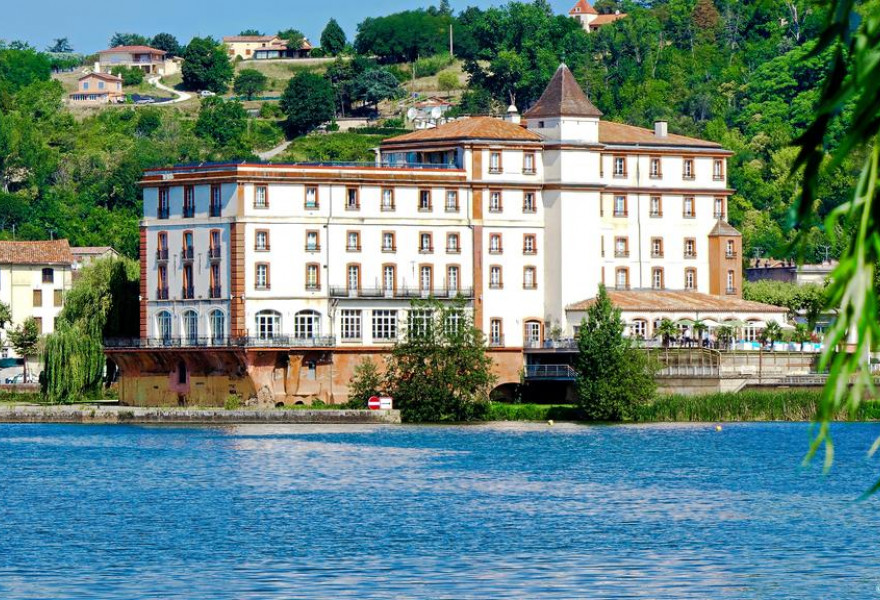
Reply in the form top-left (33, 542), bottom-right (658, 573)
top-left (779, 322), bottom-right (796, 330)
top-left (700, 319), bottom-right (721, 328)
top-left (677, 319), bottom-right (695, 326)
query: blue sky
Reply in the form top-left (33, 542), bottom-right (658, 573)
top-left (3, 0), bottom-right (575, 54)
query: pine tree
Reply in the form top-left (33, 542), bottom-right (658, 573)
top-left (320, 19), bottom-right (347, 56)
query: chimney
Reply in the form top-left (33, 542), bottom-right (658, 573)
top-left (507, 104), bottom-right (521, 125)
top-left (654, 121), bottom-right (668, 137)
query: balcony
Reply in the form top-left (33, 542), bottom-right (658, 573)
top-left (651, 251), bottom-right (664, 258)
top-left (157, 206), bottom-right (169, 220)
top-left (614, 250), bottom-right (630, 258)
top-left (156, 249), bottom-right (169, 262)
top-left (418, 246), bottom-right (434, 254)
top-left (329, 286), bottom-right (475, 300)
top-left (208, 247), bottom-right (222, 260)
top-left (346, 245), bottom-right (361, 252)
top-left (489, 335), bottom-right (504, 348)
top-left (104, 336), bottom-right (337, 349)
top-left (524, 364), bottom-right (578, 380)
top-left (181, 246), bottom-right (194, 261)
top-left (305, 244), bottom-right (321, 252)
top-left (684, 251), bottom-right (697, 259)
top-left (209, 285), bottom-right (222, 299)
top-left (181, 286), bottom-right (194, 300)
top-left (650, 211), bottom-right (663, 218)
top-left (156, 287), bottom-right (169, 300)
top-left (613, 210), bottom-right (628, 218)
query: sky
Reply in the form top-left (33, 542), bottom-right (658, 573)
top-left (2, 0), bottom-right (575, 54)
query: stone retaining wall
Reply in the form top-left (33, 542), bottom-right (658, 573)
top-left (0, 405), bottom-right (401, 425)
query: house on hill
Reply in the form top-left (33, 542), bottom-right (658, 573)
top-left (68, 72), bottom-right (124, 104)
top-left (569, 0), bottom-right (627, 32)
top-left (223, 35), bottom-right (313, 60)
top-left (96, 45), bottom-right (179, 76)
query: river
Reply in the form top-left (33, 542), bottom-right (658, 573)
top-left (1, 422), bottom-right (879, 599)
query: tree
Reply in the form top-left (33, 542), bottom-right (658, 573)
top-left (760, 321), bottom-right (783, 347)
top-left (716, 325), bottom-right (735, 350)
top-left (8, 317), bottom-right (40, 381)
top-left (346, 358), bottom-right (384, 408)
top-left (278, 28), bottom-right (306, 51)
top-left (352, 69), bottom-right (402, 109)
top-left (109, 33), bottom-right (150, 48)
top-left (150, 33), bottom-right (181, 56)
top-left (384, 298), bottom-right (494, 422)
top-left (195, 96), bottom-right (248, 151)
top-left (654, 318), bottom-right (678, 350)
top-left (280, 71), bottom-right (335, 136)
top-left (321, 19), bottom-right (348, 56)
top-left (46, 38), bottom-right (73, 53)
top-left (181, 37), bottom-right (234, 93)
top-left (239, 29), bottom-right (264, 36)
top-left (575, 285), bottom-right (657, 421)
top-left (792, 322), bottom-right (812, 350)
top-left (0, 301), bottom-right (10, 331)
top-left (438, 71), bottom-right (459, 97)
top-left (354, 9), bottom-right (454, 62)
top-left (233, 69), bottom-right (268, 100)
top-left (110, 65), bottom-right (144, 86)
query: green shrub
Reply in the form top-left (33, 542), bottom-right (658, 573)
top-left (224, 394), bottom-right (242, 410)
top-left (259, 102), bottom-right (283, 119)
top-left (413, 53), bottom-right (454, 78)
top-left (487, 403), bottom-right (582, 421)
top-left (634, 390), bottom-right (835, 422)
top-left (110, 65), bottom-right (144, 86)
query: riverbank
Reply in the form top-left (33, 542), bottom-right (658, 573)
top-left (0, 405), bottom-right (401, 424)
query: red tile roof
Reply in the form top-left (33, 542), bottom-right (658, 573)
top-left (79, 72), bottom-right (123, 82)
top-left (99, 45), bottom-right (166, 55)
top-left (567, 290), bottom-right (787, 313)
top-left (569, 0), bottom-right (598, 15)
top-left (71, 246), bottom-right (116, 256)
top-left (591, 13), bottom-right (627, 25)
top-left (598, 121), bottom-right (722, 148)
top-left (0, 240), bottom-right (73, 266)
top-left (382, 117), bottom-right (542, 144)
top-left (223, 35), bottom-right (278, 43)
top-left (523, 63), bottom-right (602, 119)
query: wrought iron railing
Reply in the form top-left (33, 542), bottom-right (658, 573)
top-left (104, 336), bottom-right (337, 349)
top-left (329, 287), bottom-right (474, 299)
top-left (524, 365), bottom-right (578, 379)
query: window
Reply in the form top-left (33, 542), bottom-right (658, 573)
top-left (157, 265), bottom-right (168, 299)
top-left (409, 309), bottom-right (433, 338)
top-left (340, 310), bottom-right (362, 341)
top-left (713, 159), bottom-right (724, 180)
top-left (157, 231), bottom-right (168, 261)
top-left (445, 191), bottom-right (458, 212)
top-left (210, 185), bottom-right (222, 217)
top-left (615, 268), bottom-right (629, 289)
top-left (683, 159), bottom-right (694, 179)
top-left (382, 232), bottom-right (396, 253)
top-left (210, 263), bottom-right (221, 298)
top-left (305, 186), bottom-right (319, 209)
top-left (649, 157), bottom-right (662, 178)
top-left (489, 234), bottom-right (502, 254)
top-left (523, 152), bottom-right (536, 174)
top-left (382, 265), bottom-right (396, 293)
top-left (523, 192), bottom-right (536, 213)
top-left (182, 231), bottom-right (194, 261)
top-left (54, 289), bottom-right (63, 308)
top-left (489, 265), bottom-right (502, 289)
top-left (447, 265), bottom-right (460, 292)
top-left (305, 230), bottom-right (320, 252)
top-left (347, 231), bottom-right (361, 252)
top-left (33, 289), bottom-right (43, 307)
top-left (489, 151), bottom-right (502, 173)
top-left (613, 156), bottom-right (626, 177)
top-left (614, 195), bottom-right (627, 217)
top-left (418, 189), bottom-right (432, 211)
top-left (209, 230), bottom-right (221, 259)
top-left (446, 233), bottom-right (460, 253)
top-left (183, 186), bottom-right (195, 218)
top-left (98, 81), bottom-right (104, 90)
top-left (83, 82), bottom-right (89, 90)
top-left (714, 197), bottom-right (725, 219)
top-left (525, 320), bottom-right (542, 347)
top-left (615, 237), bottom-right (629, 258)
top-left (651, 238), bottom-right (664, 258)
top-left (158, 188), bottom-right (169, 219)
top-left (444, 310), bottom-right (463, 335)
top-left (683, 196), bottom-right (695, 218)
top-left (523, 234), bottom-right (536, 254)
top-left (306, 263), bottom-right (320, 290)
top-left (254, 185), bottom-right (268, 208)
top-left (182, 264), bottom-right (194, 299)
top-left (523, 266), bottom-right (537, 289)
top-left (419, 265), bottom-right (433, 293)
top-left (255, 310), bottom-right (280, 339)
top-left (381, 188), bottom-right (394, 211)
top-left (294, 310), bottom-right (321, 339)
top-left (346, 187), bottom-right (359, 210)
top-left (210, 310), bottom-right (225, 343)
top-left (630, 319), bottom-right (648, 339)
top-left (347, 264), bottom-right (361, 292)
top-left (684, 238), bottom-right (697, 258)
top-left (372, 310), bottom-right (398, 340)
top-left (727, 270), bottom-right (736, 294)
top-left (183, 310), bottom-right (199, 345)
top-left (156, 311), bottom-right (172, 342)
top-left (489, 190), bottom-right (502, 213)
top-left (255, 263), bottom-right (270, 290)
top-left (601, 237), bottom-right (605, 257)
top-left (255, 230), bottom-right (269, 251)
top-left (419, 233), bottom-right (433, 253)
top-left (652, 267), bottom-right (665, 290)
top-left (685, 268), bottom-right (697, 290)
top-left (726, 240), bottom-right (736, 258)
top-left (650, 196), bottom-right (662, 217)
top-left (489, 319), bottom-right (503, 346)
top-left (42, 268), bottom-right (54, 284)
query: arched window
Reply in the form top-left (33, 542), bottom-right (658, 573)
top-left (156, 311), bottom-right (172, 343)
top-left (256, 310), bottom-right (281, 340)
top-left (183, 310), bottom-right (199, 345)
top-left (294, 310), bottom-right (321, 339)
top-left (210, 310), bottom-right (226, 344)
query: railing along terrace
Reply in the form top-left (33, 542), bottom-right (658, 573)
top-left (329, 287), bottom-right (475, 299)
top-left (104, 336), bottom-right (337, 349)
top-left (146, 160), bottom-right (463, 177)
top-left (524, 364), bottom-right (578, 380)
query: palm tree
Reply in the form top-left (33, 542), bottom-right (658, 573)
top-left (761, 321), bottom-right (783, 349)
top-left (654, 318), bottom-right (678, 350)
top-left (716, 325), bottom-right (734, 350)
top-left (693, 320), bottom-right (708, 346)
top-left (793, 322), bottom-right (811, 351)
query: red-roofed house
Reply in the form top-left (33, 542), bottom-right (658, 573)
top-left (97, 45), bottom-right (177, 75)
top-left (569, 0), bottom-right (627, 32)
top-left (69, 72), bottom-right (124, 104)
top-left (223, 35), bottom-right (313, 60)
top-left (0, 240), bottom-right (74, 360)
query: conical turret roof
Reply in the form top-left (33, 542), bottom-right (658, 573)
top-left (523, 64), bottom-right (603, 119)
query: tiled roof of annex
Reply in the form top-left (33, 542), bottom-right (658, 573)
top-left (567, 290), bottom-right (788, 313)
top-left (99, 45), bottom-right (166, 55)
top-left (381, 116), bottom-right (543, 145)
top-left (523, 63), bottom-right (603, 119)
top-left (598, 121), bottom-right (723, 148)
top-left (0, 240), bottom-right (73, 266)
top-left (569, 0), bottom-right (598, 15)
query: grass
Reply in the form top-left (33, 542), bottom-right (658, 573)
top-left (486, 403), bottom-right (582, 422)
top-left (233, 58), bottom-right (332, 93)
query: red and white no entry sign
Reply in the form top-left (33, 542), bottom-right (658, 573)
top-left (368, 396), bottom-right (381, 410)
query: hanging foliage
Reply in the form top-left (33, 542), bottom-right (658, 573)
top-left (42, 324), bottom-right (105, 404)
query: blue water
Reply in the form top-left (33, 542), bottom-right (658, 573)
top-left (1, 422), bottom-right (880, 599)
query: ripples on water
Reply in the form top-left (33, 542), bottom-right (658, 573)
top-left (1, 422), bottom-right (880, 599)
